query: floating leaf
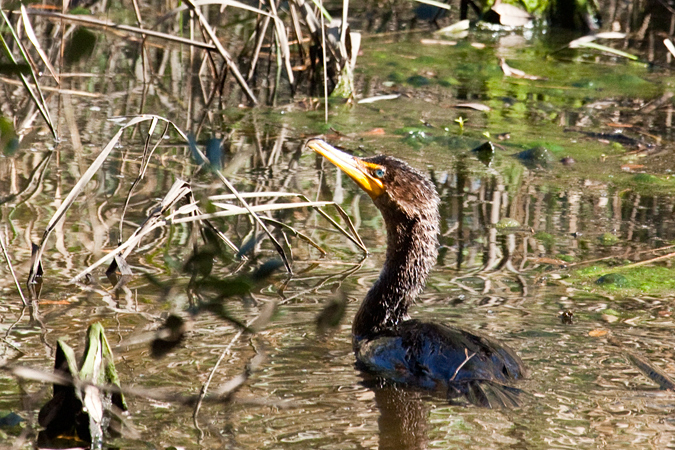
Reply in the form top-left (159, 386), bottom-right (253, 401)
top-left (517, 146), bottom-right (554, 168)
top-left (363, 128), bottom-right (387, 135)
top-left (435, 19), bottom-right (470, 36)
top-left (484, 4), bottom-right (532, 27)
top-left (596, 273), bottom-right (627, 287)
top-left (471, 141), bottom-right (495, 167)
top-left (456, 102), bottom-right (491, 111)
top-left (588, 329), bottom-right (608, 337)
top-left (500, 58), bottom-right (546, 81)
top-left (358, 94), bottom-right (400, 104)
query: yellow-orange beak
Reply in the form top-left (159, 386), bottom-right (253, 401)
top-left (306, 139), bottom-right (385, 199)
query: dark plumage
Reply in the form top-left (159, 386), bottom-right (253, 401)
top-left (307, 139), bottom-right (526, 408)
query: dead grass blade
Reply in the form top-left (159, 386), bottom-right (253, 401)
top-left (288, 3), bottom-right (307, 65)
top-left (205, 201), bottom-right (335, 215)
top-left (0, 76), bottom-right (101, 97)
top-left (72, 179), bottom-right (244, 283)
top-left (19, 5), bottom-right (59, 83)
top-left (193, 0), bottom-right (273, 16)
top-left (0, 10), bottom-right (56, 139)
top-left (209, 191), bottom-right (367, 253)
top-left (70, 183), bottom-right (196, 283)
top-left (71, 221), bottom-right (163, 284)
top-left (340, 0), bottom-right (349, 47)
top-left (247, 15), bottom-right (272, 81)
top-left (412, 0), bottom-right (451, 10)
top-left (60, 117), bottom-right (292, 282)
top-left (200, 219), bottom-right (241, 255)
top-left (75, 194), bottom-right (357, 282)
top-left (319, 0), bottom-right (328, 122)
top-left (267, 0), bottom-right (295, 86)
top-left (26, 11), bottom-right (218, 51)
top-left (328, 202), bottom-right (367, 252)
top-left (163, 0), bottom-right (295, 84)
top-left (118, 118), bottom-right (166, 243)
top-left (29, 115), bottom-right (188, 284)
top-left (189, 142), bottom-right (293, 273)
top-left (260, 217), bottom-right (327, 256)
top-left (120, 180), bottom-right (195, 260)
top-left (0, 230), bottom-right (27, 306)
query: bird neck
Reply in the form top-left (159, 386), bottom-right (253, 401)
top-left (352, 205), bottom-right (439, 344)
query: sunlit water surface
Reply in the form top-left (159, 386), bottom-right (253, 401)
top-left (3, 23), bottom-right (675, 449)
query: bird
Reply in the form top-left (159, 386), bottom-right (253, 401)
top-left (307, 138), bottom-right (526, 408)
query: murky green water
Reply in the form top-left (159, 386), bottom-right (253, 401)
top-left (3, 18), bottom-right (675, 449)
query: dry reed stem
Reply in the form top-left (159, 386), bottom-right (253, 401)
top-left (182, 0), bottom-right (258, 104)
top-left (0, 76), bottom-right (101, 97)
top-left (209, 191), bottom-right (367, 253)
top-left (29, 115), bottom-right (188, 284)
top-left (0, 230), bottom-right (28, 306)
top-left (20, 5), bottom-right (59, 83)
top-left (320, 0), bottom-right (328, 122)
top-left (26, 11), bottom-right (218, 51)
top-left (0, 10), bottom-right (57, 138)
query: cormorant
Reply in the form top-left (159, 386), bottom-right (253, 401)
top-left (307, 139), bottom-right (526, 408)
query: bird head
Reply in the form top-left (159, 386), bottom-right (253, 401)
top-left (306, 139), bottom-right (438, 220)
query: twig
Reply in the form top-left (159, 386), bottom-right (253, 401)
top-left (615, 251), bottom-right (675, 271)
top-left (193, 301), bottom-right (274, 421)
top-left (4, 307), bottom-right (26, 341)
top-left (448, 278), bottom-right (478, 295)
top-left (193, 328), bottom-right (244, 420)
top-left (567, 244), bottom-right (675, 267)
top-left (0, 76), bottom-right (101, 97)
top-left (450, 348), bottom-right (476, 382)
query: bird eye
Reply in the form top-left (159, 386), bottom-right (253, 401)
top-left (373, 168), bottom-right (385, 178)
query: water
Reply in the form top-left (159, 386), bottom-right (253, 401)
top-left (3, 14), bottom-right (675, 449)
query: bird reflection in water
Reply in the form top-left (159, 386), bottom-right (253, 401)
top-left (371, 383), bottom-right (430, 450)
